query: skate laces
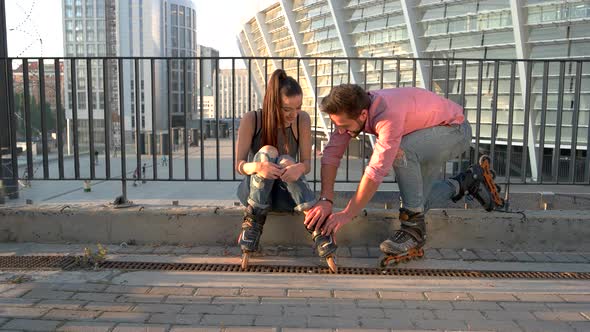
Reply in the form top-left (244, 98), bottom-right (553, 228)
top-left (392, 229), bottom-right (412, 243)
top-left (242, 226), bottom-right (261, 241)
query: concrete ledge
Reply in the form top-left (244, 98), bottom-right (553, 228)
top-left (0, 204), bottom-right (589, 251)
top-left (346, 191), bottom-right (590, 211)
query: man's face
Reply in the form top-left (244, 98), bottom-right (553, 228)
top-left (329, 109), bottom-right (367, 138)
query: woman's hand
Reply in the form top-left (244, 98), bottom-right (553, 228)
top-left (280, 163), bottom-right (304, 183)
top-left (256, 162), bottom-right (283, 179)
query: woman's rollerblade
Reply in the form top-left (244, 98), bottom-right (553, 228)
top-left (308, 228), bottom-right (338, 273)
top-left (238, 205), bottom-right (267, 270)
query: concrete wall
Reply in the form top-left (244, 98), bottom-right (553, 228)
top-left (0, 205), bottom-right (588, 251)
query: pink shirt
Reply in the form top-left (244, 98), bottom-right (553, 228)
top-left (321, 87), bottom-right (465, 185)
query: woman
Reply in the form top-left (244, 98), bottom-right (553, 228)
top-left (235, 69), bottom-right (337, 271)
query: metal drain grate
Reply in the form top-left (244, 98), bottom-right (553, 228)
top-left (0, 255), bottom-right (79, 270)
top-left (0, 256), bottom-right (589, 280)
top-left (98, 261), bottom-right (590, 279)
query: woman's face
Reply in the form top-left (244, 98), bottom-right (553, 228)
top-left (281, 94), bottom-right (303, 126)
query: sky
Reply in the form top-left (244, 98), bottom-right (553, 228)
top-left (5, 0), bottom-right (255, 58)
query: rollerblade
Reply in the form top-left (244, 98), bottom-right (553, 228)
top-left (308, 228), bottom-right (338, 273)
top-left (237, 205), bottom-right (267, 270)
top-left (379, 208), bottom-right (426, 268)
top-left (451, 155), bottom-right (504, 211)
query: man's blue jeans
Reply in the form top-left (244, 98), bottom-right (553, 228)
top-left (393, 120), bottom-right (472, 213)
top-left (237, 151), bottom-right (317, 212)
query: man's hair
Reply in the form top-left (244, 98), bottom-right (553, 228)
top-left (320, 84), bottom-right (371, 118)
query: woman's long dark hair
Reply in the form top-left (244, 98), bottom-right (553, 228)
top-left (261, 69), bottom-right (302, 154)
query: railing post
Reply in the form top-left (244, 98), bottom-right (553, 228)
top-left (0, 0), bottom-right (14, 203)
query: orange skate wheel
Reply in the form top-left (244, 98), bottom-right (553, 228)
top-left (379, 255), bottom-right (393, 268)
top-left (241, 252), bottom-right (250, 270)
top-left (417, 248), bottom-right (425, 257)
top-left (326, 255), bottom-right (338, 273)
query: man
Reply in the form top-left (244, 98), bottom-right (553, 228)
top-left (304, 84), bottom-right (501, 262)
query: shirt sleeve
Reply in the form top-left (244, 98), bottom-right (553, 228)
top-left (364, 114), bottom-right (406, 184)
top-left (321, 130), bottom-right (352, 168)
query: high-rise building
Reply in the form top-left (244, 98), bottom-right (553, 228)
top-left (62, 0), bottom-right (109, 147)
top-left (167, 0), bottom-right (198, 129)
top-left (62, 0), bottom-right (198, 149)
top-left (197, 45), bottom-right (219, 98)
top-left (237, 0), bottom-right (590, 181)
top-left (219, 68), bottom-right (260, 119)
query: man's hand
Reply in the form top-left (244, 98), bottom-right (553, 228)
top-left (304, 200), bottom-right (332, 231)
top-left (321, 211), bottom-right (354, 237)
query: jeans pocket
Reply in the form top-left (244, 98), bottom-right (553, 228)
top-left (393, 149), bottom-right (408, 168)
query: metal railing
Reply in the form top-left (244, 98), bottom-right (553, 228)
top-left (1, 56), bottom-right (589, 201)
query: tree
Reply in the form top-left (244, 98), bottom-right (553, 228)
top-left (13, 92), bottom-right (60, 140)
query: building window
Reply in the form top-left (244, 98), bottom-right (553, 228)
top-left (179, 6), bottom-right (185, 26)
top-left (86, 21), bottom-right (94, 33)
top-left (192, 9), bottom-right (196, 29)
top-left (78, 92), bottom-right (86, 109)
top-left (180, 28), bottom-right (185, 48)
top-left (96, 0), bottom-right (105, 18)
top-left (186, 7), bottom-right (191, 28)
top-left (97, 30), bottom-right (105, 42)
top-left (171, 27), bottom-right (178, 48)
top-left (171, 4), bottom-right (178, 25)
top-left (65, 6), bottom-right (73, 18)
top-left (86, 3), bottom-right (94, 17)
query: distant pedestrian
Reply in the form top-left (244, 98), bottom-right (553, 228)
top-left (94, 150), bottom-right (99, 165)
top-left (133, 167), bottom-right (139, 186)
top-left (142, 163), bottom-right (147, 184)
top-left (161, 155), bottom-right (168, 166)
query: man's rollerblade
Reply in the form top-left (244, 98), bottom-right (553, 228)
top-left (379, 208), bottom-right (426, 268)
top-left (308, 228), bottom-right (338, 273)
top-left (237, 205), bottom-right (267, 270)
top-left (451, 155), bottom-right (504, 211)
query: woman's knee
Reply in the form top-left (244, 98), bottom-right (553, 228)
top-left (254, 145), bottom-right (279, 162)
top-left (277, 154), bottom-right (295, 167)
